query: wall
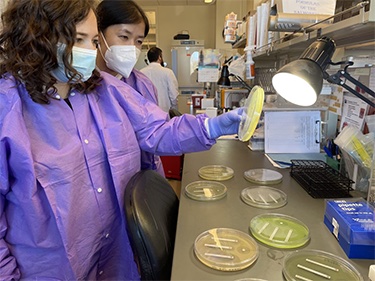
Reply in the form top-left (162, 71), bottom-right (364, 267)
top-left (142, 5), bottom-right (216, 67)
top-left (137, 0), bottom-right (255, 68)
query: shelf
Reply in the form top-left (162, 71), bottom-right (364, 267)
top-left (232, 37), bottom-right (246, 49)
top-left (252, 6), bottom-right (375, 60)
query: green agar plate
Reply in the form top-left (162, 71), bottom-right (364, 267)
top-left (238, 85), bottom-right (265, 142)
top-left (194, 228), bottom-right (259, 271)
top-left (249, 213), bottom-right (310, 249)
top-left (283, 249), bottom-right (364, 281)
top-left (198, 165), bottom-right (234, 181)
top-left (244, 168), bottom-right (283, 185)
top-left (185, 181), bottom-right (227, 201)
top-left (241, 186), bottom-right (287, 209)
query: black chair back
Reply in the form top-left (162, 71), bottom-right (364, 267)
top-left (124, 170), bottom-right (179, 280)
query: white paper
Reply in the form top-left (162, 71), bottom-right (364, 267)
top-left (282, 0), bottom-right (336, 15)
top-left (264, 111), bottom-right (321, 153)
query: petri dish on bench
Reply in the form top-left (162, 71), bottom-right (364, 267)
top-left (198, 165), bottom-right (234, 181)
top-left (241, 186), bottom-right (287, 209)
top-left (194, 227), bottom-right (259, 271)
top-left (283, 249), bottom-right (364, 281)
top-left (185, 180), bottom-right (227, 201)
top-left (249, 213), bottom-right (310, 249)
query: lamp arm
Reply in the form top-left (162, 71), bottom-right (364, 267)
top-left (229, 74), bottom-right (252, 92)
top-left (326, 69), bottom-right (375, 107)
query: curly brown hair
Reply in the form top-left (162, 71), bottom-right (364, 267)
top-left (0, 0), bottom-right (101, 104)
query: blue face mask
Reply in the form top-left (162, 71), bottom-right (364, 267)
top-left (51, 42), bottom-right (97, 83)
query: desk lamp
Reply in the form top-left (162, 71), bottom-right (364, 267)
top-left (217, 64), bottom-right (252, 92)
top-left (272, 36), bottom-right (375, 107)
top-left (217, 64), bottom-right (231, 87)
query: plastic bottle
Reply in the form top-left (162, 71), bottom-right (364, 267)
top-left (245, 50), bottom-right (255, 80)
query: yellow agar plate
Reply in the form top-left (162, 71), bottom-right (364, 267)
top-left (238, 85), bottom-right (265, 142)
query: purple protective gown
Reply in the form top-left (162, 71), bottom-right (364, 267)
top-left (121, 69), bottom-right (165, 176)
top-left (0, 72), bottom-right (215, 280)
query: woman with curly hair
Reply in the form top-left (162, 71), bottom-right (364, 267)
top-left (0, 0), bottom-right (243, 279)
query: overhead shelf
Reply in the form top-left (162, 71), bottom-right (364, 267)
top-left (232, 2), bottom-right (375, 61)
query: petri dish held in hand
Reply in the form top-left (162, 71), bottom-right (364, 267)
top-left (198, 165), bottom-right (234, 181)
top-left (238, 85), bottom-right (265, 142)
top-left (194, 227), bottom-right (259, 271)
top-left (249, 213), bottom-right (310, 249)
top-left (283, 249), bottom-right (364, 281)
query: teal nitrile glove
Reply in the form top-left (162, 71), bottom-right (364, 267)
top-left (207, 108), bottom-right (244, 139)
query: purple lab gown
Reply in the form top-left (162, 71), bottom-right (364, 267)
top-left (121, 69), bottom-right (165, 176)
top-left (0, 72), bottom-right (215, 280)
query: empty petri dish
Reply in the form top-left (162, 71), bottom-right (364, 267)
top-left (194, 228), bottom-right (259, 271)
top-left (185, 181), bottom-right (227, 201)
top-left (241, 186), bottom-right (287, 209)
top-left (283, 249), bottom-right (364, 281)
top-left (198, 165), bottom-right (234, 181)
top-left (238, 85), bottom-right (265, 142)
top-left (244, 168), bottom-right (283, 185)
top-left (249, 213), bottom-right (310, 249)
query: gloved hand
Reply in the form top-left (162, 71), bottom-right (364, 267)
top-left (207, 108), bottom-right (244, 139)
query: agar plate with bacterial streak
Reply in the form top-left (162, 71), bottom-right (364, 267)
top-left (249, 213), bottom-right (310, 249)
top-left (283, 249), bottom-right (364, 281)
top-left (194, 228), bottom-right (259, 271)
top-left (241, 186), bottom-right (287, 209)
top-left (185, 181), bottom-right (227, 201)
top-left (198, 165), bottom-right (234, 181)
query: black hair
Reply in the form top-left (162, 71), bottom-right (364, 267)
top-left (97, 0), bottom-right (150, 37)
top-left (147, 47), bottom-right (162, 63)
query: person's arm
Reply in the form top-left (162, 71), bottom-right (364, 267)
top-left (102, 75), bottom-right (243, 156)
top-left (167, 70), bottom-right (179, 110)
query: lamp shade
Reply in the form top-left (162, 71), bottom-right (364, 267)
top-left (217, 65), bottom-right (231, 87)
top-left (272, 37), bottom-right (336, 106)
top-left (272, 59), bottom-right (323, 106)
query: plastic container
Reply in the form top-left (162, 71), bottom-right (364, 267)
top-left (245, 50), bottom-right (255, 80)
top-left (334, 125), bottom-right (373, 168)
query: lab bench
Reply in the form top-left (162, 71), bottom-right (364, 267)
top-left (171, 140), bottom-right (373, 280)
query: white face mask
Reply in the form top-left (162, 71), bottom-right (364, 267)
top-left (99, 33), bottom-right (141, 78)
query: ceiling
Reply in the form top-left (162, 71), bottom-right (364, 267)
top-left (134, 0), bottom-right (216, 6)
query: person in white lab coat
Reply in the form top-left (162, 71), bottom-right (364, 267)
top-left (141, 47), bottom-right (179, 113)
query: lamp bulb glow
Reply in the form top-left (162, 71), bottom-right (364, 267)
top-left (272, 73), bottom-right (317, 106)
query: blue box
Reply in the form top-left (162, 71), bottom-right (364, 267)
top-left (324, 198), bottom-right (375, 259)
